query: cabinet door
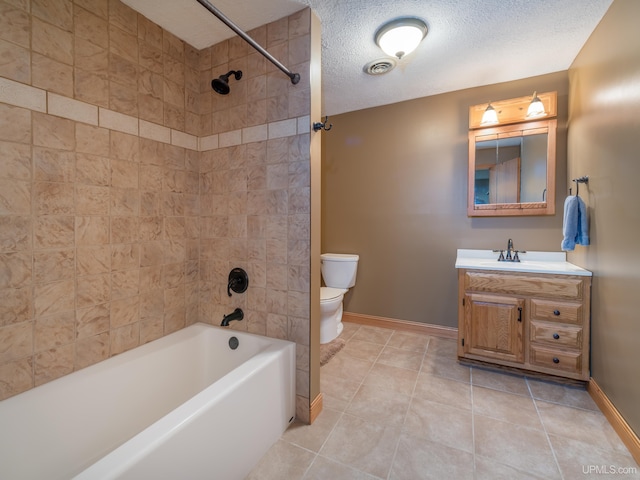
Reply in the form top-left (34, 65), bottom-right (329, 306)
top-left (463, 293), bottom-right (525, 363)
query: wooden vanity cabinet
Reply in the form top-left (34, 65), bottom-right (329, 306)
top-left (457, 269), bottom-right (591, 381)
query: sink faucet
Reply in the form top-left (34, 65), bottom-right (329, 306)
top-left (506, 238), bottom-right (514, 261)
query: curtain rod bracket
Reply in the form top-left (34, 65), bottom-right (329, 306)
top-left (196, 0), bottom-right (301, 85)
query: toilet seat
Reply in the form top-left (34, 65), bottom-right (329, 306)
top-left (321, 287), bottom-right (347, 302)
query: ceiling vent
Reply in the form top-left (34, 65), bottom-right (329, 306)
top-left (364, 58), bottom-right (396, 75)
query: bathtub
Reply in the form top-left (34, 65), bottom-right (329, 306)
top-left (0, 323), bottom-right (296, 480)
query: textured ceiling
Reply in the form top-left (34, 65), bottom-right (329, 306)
top-left (123, 0), bottom-right (613, 116)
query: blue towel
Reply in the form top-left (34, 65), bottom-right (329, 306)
top-left (561, 195), bottom-right (590, 251)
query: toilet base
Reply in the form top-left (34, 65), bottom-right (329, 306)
top-left (320, 302), bottom-right (343, 344)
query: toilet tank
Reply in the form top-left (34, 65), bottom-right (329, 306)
top-left (321, 253), bottom-right (359, 289)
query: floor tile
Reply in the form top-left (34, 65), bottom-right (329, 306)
top-left (320, 351), bottom-right (373, 384)
top-left (389, 433), bottom-right (474, 480)
top-left (471, 367), bottom-right (530, 396)
top-left (536, 400), bottom-right (630, 455)
top-left (341, 339), bottom-right (384, 362)
top-left (413, 372), bottom-right (472, 410)
top-left (472, 385), bottom-right (544, 430)
top-left (350, 325), bottom-right (393, 345)
top-left (474, 455), bottom-right (549, 480)
top-left (246, 439), bottom-right (316, 480)
top-left (527, 377), bottom-right (599, 410)
top-left (548, 434), bottom-right (640, 480)
top-left (303, 455), bottom-right (380, 480)
top-left (377, 345), bottom-right (423, 371)
top-left (473, 414), bottom-right (561, 479)
top-left (421, 350), bottom-right (471, 383)
top-left (282, 407), bottom-right (342, 453)
top-left (363, 362), bottom-right (419, 396)
top-left (346, 383), bottom-right (412, 426)
top-left (403, 396), bottom-right (474, 453)
top-left (320, 372), bottom-right (360, 412)
top-left (386, 330), bottom-right (431, 352)
top-left (319, 413), bottom-right (401, 479)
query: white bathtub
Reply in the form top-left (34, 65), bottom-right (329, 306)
top-left (0, 323), bottom-right (296, 480)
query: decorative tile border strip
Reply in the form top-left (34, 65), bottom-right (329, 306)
top-left (0, 77), bottom-right (310, 151)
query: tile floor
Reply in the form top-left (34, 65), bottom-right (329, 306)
top-left (247, 322), bottom-right (640, 479)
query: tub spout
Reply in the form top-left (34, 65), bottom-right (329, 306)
top-left (221, 308), bottom-right (244, 327)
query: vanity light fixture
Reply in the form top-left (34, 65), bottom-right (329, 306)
top-left (480, 103), bottom-right (499, 126)
top-left (375, 17), bottom-right (428, 60)
top-left (526, 91), bottom-right (547, 118)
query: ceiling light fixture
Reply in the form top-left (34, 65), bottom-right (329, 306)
top-left (375, 17), bottom-right (428, 60)
top-left (480, 103), bottom-right (499, 126)
top-left (526, 91), bottom-right (547, 118)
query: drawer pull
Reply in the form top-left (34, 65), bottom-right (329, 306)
top-left (553, 333), bottom-right (560, 340)
top-left (553, 310), bottom-right (560, 316)
top-left (517, 307), bottom-right (522, 322)
top-left (553, 357), bottom-right (560, 364)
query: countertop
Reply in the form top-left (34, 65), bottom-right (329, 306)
top-left (455, 249), bottom-right (592, 277)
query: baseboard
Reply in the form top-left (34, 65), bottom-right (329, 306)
top-left (309, 392), bottom-right (323, 424)
top-left (342, 312), bottom-right (458, 339)
top-left (588, 378), bottom-right (640, 464)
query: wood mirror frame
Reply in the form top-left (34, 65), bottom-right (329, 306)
top-left (468, 92), bottom-right (557, 217)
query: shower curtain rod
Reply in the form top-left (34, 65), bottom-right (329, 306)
top-left (196, 0), bottom-right (301, 85)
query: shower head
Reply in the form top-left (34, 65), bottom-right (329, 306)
top-left (211, 70), bottom-right (243, 95)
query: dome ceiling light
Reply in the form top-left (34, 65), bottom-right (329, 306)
top-left (375, 17), bottom-right (428, 60)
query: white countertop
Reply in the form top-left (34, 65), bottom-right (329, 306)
top-left (455, 249), bottom-right (592, 276)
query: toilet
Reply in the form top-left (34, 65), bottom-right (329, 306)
top-left (320, 253), bottom-right (359, 344)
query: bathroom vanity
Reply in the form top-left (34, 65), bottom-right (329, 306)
top-left (455, 249), bottom-right (592, 382)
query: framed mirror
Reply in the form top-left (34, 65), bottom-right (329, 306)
top-left (467, 92), bottom-right (557, 217)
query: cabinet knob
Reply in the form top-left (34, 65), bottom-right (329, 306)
top-left (553, 310), bottom-right (560, 316)
top-left (553, 357), bottom-right (560, 364)
top-left (553, 333), bottom-right (560, 340)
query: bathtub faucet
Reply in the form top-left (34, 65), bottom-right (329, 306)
top-left (221, 308), bottom-right (244, 327)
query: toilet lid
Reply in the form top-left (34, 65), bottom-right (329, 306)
top-left (321, 287), bottom-right (347, 301)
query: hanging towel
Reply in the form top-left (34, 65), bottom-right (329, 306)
top-left (561, 195), bottom-right (590, 251)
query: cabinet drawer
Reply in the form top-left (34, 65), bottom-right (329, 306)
top-left (530, 321), bottom-right (582, 348)
top-left (464, 272), bottom-right (584, 300)
top-left (529, 345), bottom-right (582, 374)
top-left (530, 299), bottom-right (583, 324)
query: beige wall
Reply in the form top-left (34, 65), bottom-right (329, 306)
top-left (322, 71), bottom-right (568, 328)
top-left (0, 0), bottom-right (315, 421)
top-left (568, 0), bottom-right (640, 436)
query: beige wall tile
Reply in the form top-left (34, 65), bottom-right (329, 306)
top-left (0, 178), bottom-right (31, 215)
top-left (0, 38), bottom-right (30, 83)
top-left (111, 187), bottom-right (139, 216)
top-left (32, 17), bottom-right (73, 65)
top-left (34, 279), bottom-right (74, 317)
top-left (109, 24), bottom-right (138, 64)
top-left (75, 216), bottom-right (110, 245)
top-left (109, 82), bottom-right (138, 116)
top-left (98, 107), bottom-right (138, 135)
top-left (32, 0), bottom-right (73, 31)
top-left (32, 53), bottom-right (74, 97)
top-left (33, 147), bottom-right (75, 183)
top-left (0, 140), bottom-right (31, 181)
top-left (0, 3), bottom-right (30, 47)
top-left (76, 153), bottom-right (110, 186)
top-left (76, 184), bottom-right (110, 215)
top-left (110, 322), bottom-right (139, 355)
top-left (74, 69), bottom-right (109, 107)
top-left (109, 0), bottom-right (137, 35)
top-left (33, 112), bottom-right (76, 150)
top-left (0, 356), bottom-right (32, 399)
top-left (34, 311), bottom-right (74, 352)
top-left (75, 331), bottom-right (109, 369)
top-left (0, 216), bottom-right (31, 252)
top-left (111, 268), bottom-right (138, 299)
top-left (33, 249), bottom-right (74, 284)
top-left (34, 343), bottom-right (74, 386)
top-left (76, 303), bottom-right (110, 339)
top-left (76, 273), bottom-right (110, 308)
top-left (34, 182), bottom-right (75, 215)
top-left (0, 286), bottom-right (32, 328)
top-left (0, 103), bottom-right (31, 143)
top-left (110, 131), bottom-right (140, 161)
top-left (34, 216), bottom-right (74, 249)
top-left (110, 295), bottom-right (139, 328)
top-left (76, 245), bottom-right (111, 276)
top-left (74, 6), bottom-right (108, 49)
top-left (74, 37), bottom-right (108, 73)
top-left (110, 159), bottom-right (139, 188)
top-left (0, 252), bottom-right (31, 289)
top-left (76, 124), bottom-right (110, 156)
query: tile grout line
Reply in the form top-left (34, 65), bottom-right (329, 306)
top-left (526, 377), bottom-right (566, 480)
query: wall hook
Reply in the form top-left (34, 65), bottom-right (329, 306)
top-left (571, 176), bottom-right (589, 196)
top-left (313, 116), bottom-right (333, 132)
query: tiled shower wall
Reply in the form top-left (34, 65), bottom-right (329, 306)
top-left (0, 0), bottom-right (312, 420)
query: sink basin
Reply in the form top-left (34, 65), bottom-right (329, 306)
top-left (455, 249), bottom-right (592, 276)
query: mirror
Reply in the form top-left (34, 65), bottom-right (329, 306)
top-left (468, 119), bottom-right (556, 216)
